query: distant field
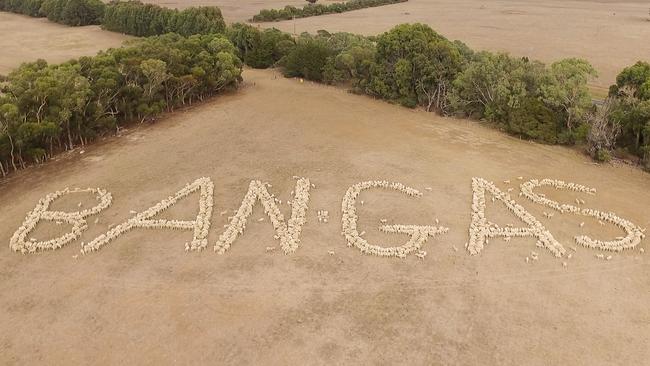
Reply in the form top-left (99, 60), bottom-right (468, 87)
top-left (0, 12), bottom-right (129, 75)
top-left (252, 0), bottom-right (650, 87)
top-left (142, 0), bottom-right (342, 21)
top-left (148, 0), bottom-right (649, 88)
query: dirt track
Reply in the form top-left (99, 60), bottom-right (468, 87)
top-left (1, 69), bottom-right (648, 365)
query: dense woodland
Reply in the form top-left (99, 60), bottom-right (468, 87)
top-left (0, 0), bottom-right (226, 33)
top-left (0, 1), bottom-right (649, 177)
top-left (101, 1), bottom-right (226, 37)
top-left (0, 0), bottom-right (104, 25)
top-left (251, 0), bottom-right (408, 22)
top-left (0, 0), bottom-right (45, 17)
top-left (0, 34), bottom-right (242, 176)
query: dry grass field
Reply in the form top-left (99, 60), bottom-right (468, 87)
top-left (2, 1), bottom-right (650, 364)
top-left (1, 69), bottom-right (648, 364)
top-left (0, 12), bottom-right (130, 75)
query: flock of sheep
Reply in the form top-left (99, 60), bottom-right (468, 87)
top-left (10, 187), bottom-right (112, 254)
top-left (519, 178), bottom-right (645, 252)
top-left (468, 177), bottom-right (646, 262)
top-left (468, 177), bottom-right (566, 258)
top-left (81, 177), bottom-right (215, 254)
top-left (8, 176), bottom-right (646, 262)
top-left (214, 178), bottom-right (311, 255)
top-left (317, 210), bottom-right (330, 223)
top-left (341, 180), bottom-right (449, 258)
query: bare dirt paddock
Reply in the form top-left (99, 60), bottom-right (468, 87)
top-left (156, 0), bottom-right (650, 90)
top-left (1, 69), bottom-right (649, 364)
top-left (0, 12), bottom-right (129, 75)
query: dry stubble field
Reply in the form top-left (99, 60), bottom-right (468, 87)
top-left (1, 1), bottom-right (650, 365)
top-left (1, 69), bottom-right (649, 365)
top-left (0, 12), bottom-right (129, 75)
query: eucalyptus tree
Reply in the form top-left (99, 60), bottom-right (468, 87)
top-left (365, 24), bottom-right (465, 112)
top-left (608, 61), bottom-right (650, 165)
top-left (540, 58), bottom-right (597, 133)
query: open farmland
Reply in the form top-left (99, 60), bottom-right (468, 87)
top-left (0, 12), bottom-right (129, 75)
top-left (1, 69), bottom-right (649, 364)
top-left (1, 0), bottom-right (650, 364)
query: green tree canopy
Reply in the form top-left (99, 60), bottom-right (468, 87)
top-left (365, 23), bottom-right (465, 111)
top-left (450, 51), bottom-right (545, 122)
top-left (102, 1), bottom-right (225, 37)
top-left (540, 58), bottom-right (597, 133)
top-left (609, 61), bottom-right (650, 101)
top-left (0, 33), bottom-right (242, 177)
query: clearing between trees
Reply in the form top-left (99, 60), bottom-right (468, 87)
top-left (1, 68), bottom-right (648, 364)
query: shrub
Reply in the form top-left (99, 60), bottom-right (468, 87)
top-left (226, 24), bottom-right (295, 69)
top-left (506, 97), bottom-right (562, 144)
top-left (595, 149), bottom-right (612, 162)
top-left (321, 32), bottom-right (376, 87)
top-left (323, 44), bottom-right (375, 87)
top-left (0, 0), bottom-right (46, 16)
top-left (279, 38), bottom-right (332, 81)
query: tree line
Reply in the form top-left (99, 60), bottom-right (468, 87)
top-left (1, 1), bottom-right (648, 172)
top-left (251, 0), bottom-right (408, 22)
top-left (0, 33), bottom-right (242, 177)
top-left (0, 0), bottom-right (46, 17)
top-left (0, 0), bottom-right (226, 34)
top-left (0, 0), bottom-right (104, 25)
top-left (101, 1), bottom-right (226, 37)
top-left (226, 23), bottom-right (650, 169)
top-left (607, 62), bottom-right (650, 165)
